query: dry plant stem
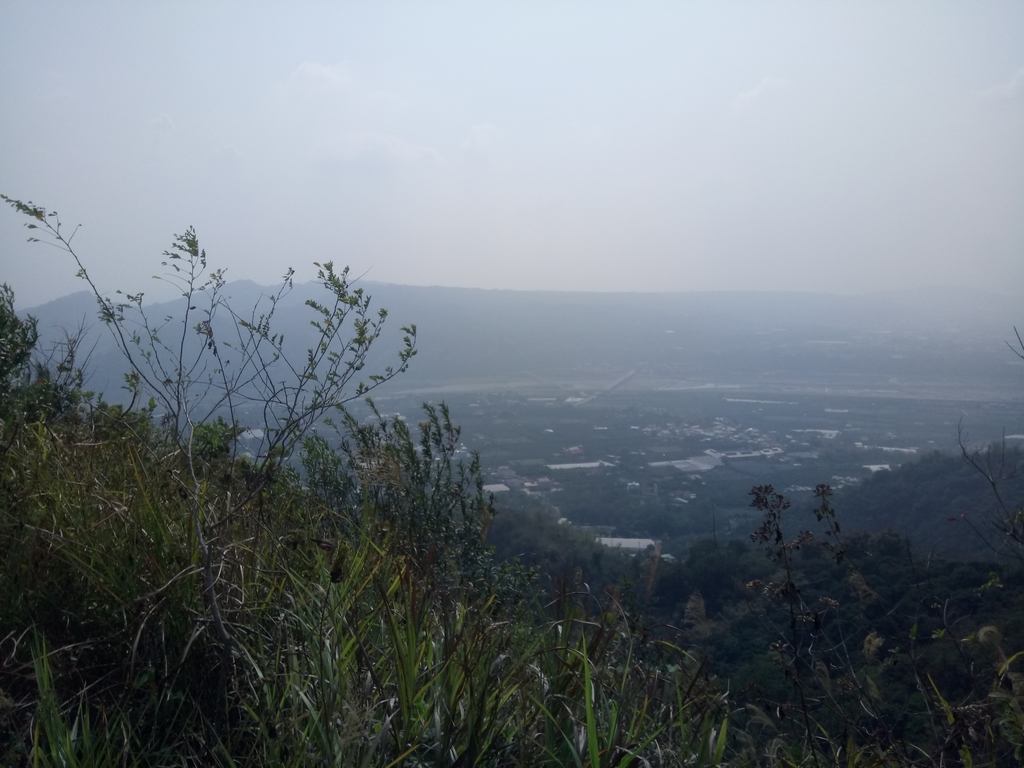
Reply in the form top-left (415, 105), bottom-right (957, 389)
top-left (3, 196), bottom-right (415, 675)
top-left (782, 546), bottom-right (820, 768)
top-left (186, 421), bottom-right (233, 658)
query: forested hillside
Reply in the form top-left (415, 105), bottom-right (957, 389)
top-left (835, 449), bottom-right (1024, 559)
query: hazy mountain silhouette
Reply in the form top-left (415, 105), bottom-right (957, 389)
top-left (22, 282), bottom-right (1022, 404)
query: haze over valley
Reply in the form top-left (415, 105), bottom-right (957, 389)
top-left (25, 278), bottom-right (1023, 559)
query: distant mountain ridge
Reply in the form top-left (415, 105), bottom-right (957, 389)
top-left (22, 281), bottom-right (1023, 404)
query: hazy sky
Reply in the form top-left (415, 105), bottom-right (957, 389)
top-left (2, 2), bottom-right (1022, 307)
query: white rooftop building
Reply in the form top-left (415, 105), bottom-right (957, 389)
top-left (597, 537), bottom-right (657, 553)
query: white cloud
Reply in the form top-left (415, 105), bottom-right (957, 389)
top-left (287, 61), bottom-right (352, 93)
top-left (460, 122), bottom-right (503, 165)
top-left (978, 67), bottom-right (1024, 102)
top-left (315, 132), bottom-right (444, 171)
top-left (206, 145), bottom-right (249, 182)
top-left (148, 113), bottom-right (177, 135)
top-left (731, 77), bottom-right (791, 116)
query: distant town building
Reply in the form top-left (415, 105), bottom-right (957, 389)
top-left (597, 537), bottom-right (657, 553)
top-left (547, 461), bottom-right (615, 470)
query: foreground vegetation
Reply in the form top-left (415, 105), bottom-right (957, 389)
top-left (2, 199), bottom-right (1024, 765)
